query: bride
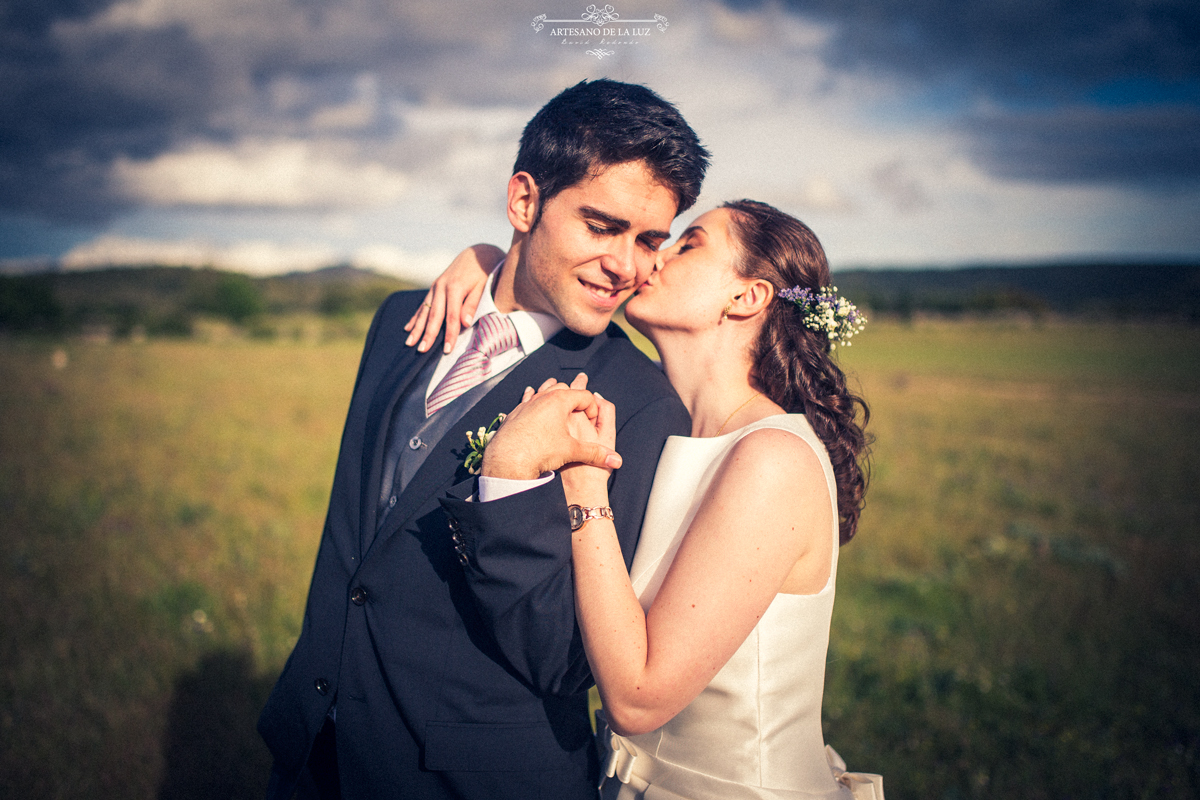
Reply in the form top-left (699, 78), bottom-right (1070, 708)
top-left (414, 199), bottom-right (882, 800)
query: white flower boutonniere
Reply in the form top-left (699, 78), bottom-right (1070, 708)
top-left (463, 413), bottom-right (506, 475)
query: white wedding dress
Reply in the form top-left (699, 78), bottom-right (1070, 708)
top-left (599, 414), bottom-right (883, 800)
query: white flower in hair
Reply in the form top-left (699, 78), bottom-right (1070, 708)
top-left (778, 286), bottom-right (867, 349)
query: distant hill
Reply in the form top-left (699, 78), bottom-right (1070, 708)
top-left (833, 262), bottom-right (1200, 320)
top-left (2, 261), bottom-right (1197, 336)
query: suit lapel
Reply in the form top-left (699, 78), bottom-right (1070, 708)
top-left (358, 332), bottom-right (443, 555)
top-left (365, 326), bottom-right (603, 560)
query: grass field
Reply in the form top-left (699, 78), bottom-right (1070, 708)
top-left (1, 316), bottom-right (1198, 799)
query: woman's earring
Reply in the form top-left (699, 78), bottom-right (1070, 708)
top-left (721, 297), bottom-right (736, 322)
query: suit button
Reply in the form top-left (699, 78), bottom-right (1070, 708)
top-left (447, 518), bottom-right (460, 532)
top-left (314, 678), bottom-right (330, 695)
top-left (456, 551), bottom-right (469, 567)
top-left (408, 436), bottom-right (424, 450)
top-left (388, 495), bottom-right (397, 508)
top-left (350, 587), bottom-right (368, 606)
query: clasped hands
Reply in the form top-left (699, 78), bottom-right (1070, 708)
top-left (481, 373), bottom-right (621, 496)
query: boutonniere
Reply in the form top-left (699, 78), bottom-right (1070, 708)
top-left (463, 413), bottom-right (506, 475)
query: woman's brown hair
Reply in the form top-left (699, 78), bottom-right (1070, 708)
top-left (723, 199), bottom-right (871, 544)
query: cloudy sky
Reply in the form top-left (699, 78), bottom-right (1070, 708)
top-left (2, 0), bottom-right (1198, 280)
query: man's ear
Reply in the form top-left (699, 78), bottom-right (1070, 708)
top-left (730, 278), bottom-right (775, 318)
top-left (507, 172), bottom-right (540, 233)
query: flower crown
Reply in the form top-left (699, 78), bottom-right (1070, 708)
top-left (777, 285), bottom-right (866, 348)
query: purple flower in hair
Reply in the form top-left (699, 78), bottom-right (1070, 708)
top-left (778, 286), bottom-right (866, 348)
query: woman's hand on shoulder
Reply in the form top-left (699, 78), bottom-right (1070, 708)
top-left (405, 243), bottom-right (504, 353)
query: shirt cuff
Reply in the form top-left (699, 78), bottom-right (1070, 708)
top-left (477, 472), bottom-right (555, 502)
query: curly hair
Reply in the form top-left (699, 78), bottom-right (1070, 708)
top-left (722, 199), bottom-right (871, 544)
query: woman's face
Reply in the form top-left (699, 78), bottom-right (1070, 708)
top-left (624, 207), bottom-right (743, 336)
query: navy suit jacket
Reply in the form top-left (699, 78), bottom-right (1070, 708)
top-left (258, 290), bottom-right (690, 800)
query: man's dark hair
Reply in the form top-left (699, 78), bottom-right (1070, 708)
top-left (513, 79), bottom-right (709, 226)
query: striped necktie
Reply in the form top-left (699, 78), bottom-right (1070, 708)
top-left (425, 312), bottom-right (520, 416)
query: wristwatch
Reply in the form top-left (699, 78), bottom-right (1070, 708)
top-left (568, 504), bottom-right (614, 531)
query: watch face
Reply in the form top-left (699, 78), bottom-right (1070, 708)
top-left (568, 505), bottom-right (584, 531)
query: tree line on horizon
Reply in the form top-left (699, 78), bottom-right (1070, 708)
top-left (834, 262), bottom-right (1200, 321)
top-left (1, 262), bottom-right (1197, 336)
top-left (0, 265), bottom-right (416, 336)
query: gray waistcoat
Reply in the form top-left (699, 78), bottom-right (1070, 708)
top-left (376, 354), bottom-right (519, 530)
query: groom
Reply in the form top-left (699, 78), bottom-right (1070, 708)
top-left (258, 79), bottom-right (709, 800)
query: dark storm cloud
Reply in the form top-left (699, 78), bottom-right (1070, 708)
top-left (0, 3), bottom-right (223, 219)
top-left (965, 104), bottom-right (1200, 184)
top-left (1, 21), bottom-right (220, 219)
top-left (2, 0), bottom-right (119, 35)
top-left (752, 0), bottom-right (1200, 97)
top-left (0, 0), bottom-right (556, 222)
top-left (732, 0), bottom-right (1200, 186)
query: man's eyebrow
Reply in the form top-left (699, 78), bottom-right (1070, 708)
top-left (580, 206), bottom-right (630, 231)
top-left (580, 206), bottom-right (671, 241)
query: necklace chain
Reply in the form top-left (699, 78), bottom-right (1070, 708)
top-left (715, 391), bottom-right (762, 436)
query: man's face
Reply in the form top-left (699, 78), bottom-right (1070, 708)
top-left (514, 161), bottom-right (678, 336)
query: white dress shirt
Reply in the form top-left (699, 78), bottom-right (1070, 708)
top-left (432, 263), bottom-right (561, 501)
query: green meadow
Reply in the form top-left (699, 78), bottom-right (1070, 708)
top-left (2, 317), bottom-right (1198, 799)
